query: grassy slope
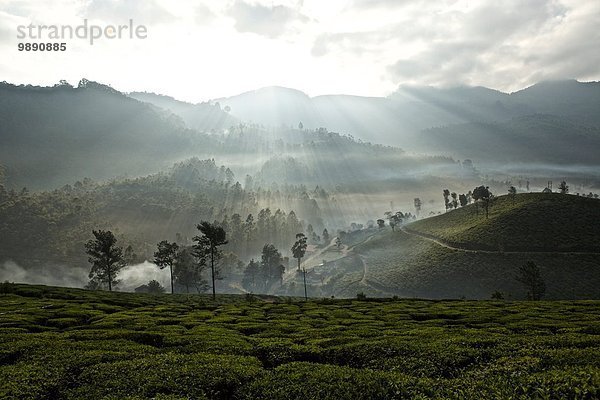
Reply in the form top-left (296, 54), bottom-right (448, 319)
top-left (2, 284), bottom-right (600, 399)
top-left (356, 230), bottom-right (600, 299)
top-left (351, 194), bottom-right (600, 300)
top-left (406, 193), bottom-right (600, 252)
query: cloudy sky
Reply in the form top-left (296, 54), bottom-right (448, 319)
top-left (0, 0), bottom-right (598, 102)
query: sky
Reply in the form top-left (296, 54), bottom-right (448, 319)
top-left (0, 0), bottom-right (599, 102)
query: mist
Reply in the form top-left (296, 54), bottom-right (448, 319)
top-left (0, 260), bottom-right (170, 293)
top-left (0, 260), bottom-right (88, 288)
top-left (117, 261), bottom-right (170, 292)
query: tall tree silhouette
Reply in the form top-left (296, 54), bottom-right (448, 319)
top-left (174, 247), bottom-right (207, 293)
top-left (443, 189), bottom-right (451, 211)
top-left (558, 181), bottom-right (569, 194)
top-left (508, 186), bottom-right (517, 204)
top-left (291, 233), bottom-right (308, 271)
top-left (413, 198), bottom-right (422, 216)
top-left (261, 244), bottom-right (285, 288)
top-left (154, 240), bottom-right (179, 294)
top-left (322, 229), bottom-right (330, 244)
top-left (473, 186), bottom-right (492, 218)
top-left (242, 259), bottom-right (260, 292)
top-left (85, 230), bottom-right (124, 291)
top-left (193, 221), bottom-right (228, 300)
top-left (335, 237), bottom-right (342, 250)
top-left (451, 192), bottom-right (458, 209)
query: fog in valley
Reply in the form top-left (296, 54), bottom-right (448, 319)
top-left (1, 79), bottom-right (599, 297)
top-left (3, 3), bottom-right (600, 399)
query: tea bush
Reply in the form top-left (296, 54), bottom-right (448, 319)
top-left (1, 284), bottom-right (600, 399)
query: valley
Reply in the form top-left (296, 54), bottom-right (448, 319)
top-left (1, 79), bottom-right (599, 301)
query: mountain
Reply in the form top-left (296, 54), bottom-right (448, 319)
top-left (0, 80), bottom-right (215, 189)
top-left (340, 193), bottom-right (600, 299)
top-left (3, 79), bottom-right (598, 191)
top-left (416, 114), bottom-right (600, 164)
top-left (1, 80), bottom-right (470, 196)
top-left (511, 80), bottom-right (600, 126)
top-left (0, 157), bottom-right (333, 277)
top-left (216, 86), bottom-right (314, 127)
top-left (128, 91), bottom-right (238, 132)
top-left (203, 81), bottom-right (600, 164)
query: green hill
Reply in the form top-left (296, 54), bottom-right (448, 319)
top-left (407, 193), bottom-right (600, 252)
top-left (346, 194), bottom-right (600, 300)
top-left (1, 283), bottom-right (600, 399)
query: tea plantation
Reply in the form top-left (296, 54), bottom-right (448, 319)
top-left (2, 283), bottom-right (600, 399)
top-left (407, 193), bottom-right (600, 252)
top-left (347, 193), bottom-right (600, 299)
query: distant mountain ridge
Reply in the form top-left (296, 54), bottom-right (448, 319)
top-left (211, 80), bottom-right (600, 132)
top-left (1, 79), bottom-right (453, 191)
top-left (128, 91), bottom-right (238, 132)
top-left (130, 80), bottom-right (600, 164)
top-left (1, 78), bottom-right (599, 191)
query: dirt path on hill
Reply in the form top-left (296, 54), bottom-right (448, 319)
top-left (334, 233), bottom-right (400, 296)
top-left (400, 226), bottom-right (600, 255)
top-left (355, 235), bottom-right (377, 285)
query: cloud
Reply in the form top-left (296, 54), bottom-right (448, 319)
top-left (0, 16), bottom-right (13, 45)
top-left (194, 3), bottom-right (216, 25)
top-left (227, 0), bottom-right (309, 38)
top-left (309, 0), bottom-right (599, 91)
top-left (312, 30), bottom-right (388, 57)
top-left (0, 10), bottom-right (29, 45)
top-left (377, 0), bottom-right (598, 90)
top-left (0, 0), bottom-right (41, 18)
top-left (0, 0), bottom-right (598, 99)
top-left (348, 0), bottom-right (426, 10)
top-left (83, 0), bottom-right (176, 24)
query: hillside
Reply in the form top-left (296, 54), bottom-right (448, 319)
top-left (417, 115), bottom-right (600, 164)
top-left (1, 283), bottom-right (600, 399)
top-left (353, 230), bottom-right (600, 300)
top-left (205, 81), bottom-right (600, 159)
top-left (128, 81), bottom-right (600, 169)
top-left (0, 157), bottom-right (335, 278)
top-left (407, 193), bottom-right (600, 252)
top-left (0, 80), bottom-right (214, 189)
top-left (0, 80), bottom-right (466, 193)
top-left (128, 91), bottom-right (238, 132)
top-left (342, 194), bottom-right (600, 300)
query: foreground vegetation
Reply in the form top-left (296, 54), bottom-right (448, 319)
top-left (1, 284), bottom-right (600, 399)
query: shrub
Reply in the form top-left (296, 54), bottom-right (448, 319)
top-left (67, 353), bottom-right (263, 399)
top-left (241, 362), bottom-right (431, 399)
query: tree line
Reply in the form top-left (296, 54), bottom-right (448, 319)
top-left (85, 220), bottom-right (317, 298)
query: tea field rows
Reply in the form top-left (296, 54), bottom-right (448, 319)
top-left (1, 283), bottom-right (600, 399)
